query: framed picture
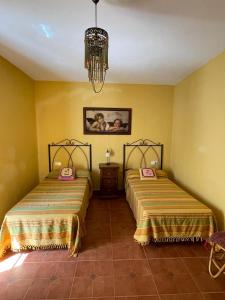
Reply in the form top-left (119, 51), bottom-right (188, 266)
top-left (83, 107), bottom-right (132, 135)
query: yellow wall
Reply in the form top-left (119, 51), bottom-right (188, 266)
top-left (2, 49), bottom-right (224, 231)
top-left (35, 82), bottom-right (174, 188)
top-left (0, 56), bottom-right (39, 224)
top-left (171, 51), bottom-right (225, 229)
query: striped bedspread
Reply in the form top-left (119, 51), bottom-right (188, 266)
top-left (125, 170), bottom-right (215, 245)
top-left (0, 177), bottom-right (90, 257)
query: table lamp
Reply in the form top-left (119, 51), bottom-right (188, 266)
top-left (105, 148), bottom-right (111, 165)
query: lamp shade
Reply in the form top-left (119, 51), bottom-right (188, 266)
top-left (105, 149), bottom-right (111, 158)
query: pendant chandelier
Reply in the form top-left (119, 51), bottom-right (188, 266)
top-left (84, 0), bottom-right (109, 93)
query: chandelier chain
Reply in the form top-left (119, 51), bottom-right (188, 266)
top-left (95, 3), bottom-right (97, 27)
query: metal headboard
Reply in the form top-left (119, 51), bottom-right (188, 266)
top-left (48, 138), bottom-right (92, 172)
top-left (123, 138), bottom-right (164, 179)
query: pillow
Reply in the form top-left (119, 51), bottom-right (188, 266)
top-left (46, 169), bottom-right (60, 179)
top-left (76, 169), bottom-right (90, 178)
top-left (58, 167), bottom-right (75, 181)
top-left (76, 169), bottom-right (92, 182)
top-left (126, 169), bottom-right (140, 179)
top-left (139, 168), bottom-right (157, 180)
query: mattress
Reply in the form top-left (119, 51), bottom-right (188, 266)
top-left (125, 169), bottom-right (215, 245)
top-left (0, 177), bottom-right (91, 257)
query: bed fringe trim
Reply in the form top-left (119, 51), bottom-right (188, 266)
top-left (12, 244), bottom-right (68, 252)
top-left (154, 236), bottom-right (203, 243)
top-left (136, 236), bottom-right (203, 245)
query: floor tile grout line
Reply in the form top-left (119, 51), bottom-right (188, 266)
top-left (202, 292), bottom-right (225, 294)
top-left (22, 278), bottom-right (34, 300)
top-left (68, 258), bottom-right (78, 299)
top-left (74, 258), bottom-right (159, 262)
top-left (109, 199), bottom-right (116, 298)
top-left (180, 256), bottom-right (204, 297)
top-left (78, 257), bottom-right (208, 261)
top-left (143, 244), bottom-right (161, 300)
top-left (143, 256), bottom-right (208, 259)
top-left (151, 292), bottom-right (206, 295)
top-left (22, 259), bottom-right (78, 264)
top-left (68, 294), bottom-right (190, 299)
top-left (91, 270), bottom-right (94, 298)
top-left (65, 293), bottom-right (225, 299)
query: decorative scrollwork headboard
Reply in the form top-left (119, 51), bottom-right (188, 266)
top-left (48, 138), bottom-right (92, 172)
top-left (123, 138), bottom-right (164, 179)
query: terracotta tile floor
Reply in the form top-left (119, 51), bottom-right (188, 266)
top-left (0, 196), bottom-right (225, 300)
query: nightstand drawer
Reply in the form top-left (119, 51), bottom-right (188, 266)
top-left (99, 163), bottom-right (119, 198)
top-left (101, 168), bottom-right (118, 178)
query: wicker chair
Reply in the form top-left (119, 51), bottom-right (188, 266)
top-left (207, 231), bottom-right (225, 278)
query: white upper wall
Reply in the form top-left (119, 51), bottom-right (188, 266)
top-left (0, 0), bottom-right (225, 85)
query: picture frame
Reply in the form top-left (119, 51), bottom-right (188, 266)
top-left (83, 107), bottom-right (132, 135)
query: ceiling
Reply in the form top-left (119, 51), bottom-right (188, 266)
top-left (0, 0), bottom-right (225, 85)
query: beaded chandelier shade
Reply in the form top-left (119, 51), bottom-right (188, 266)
top-left (84, 0), bottom-right (108, 93)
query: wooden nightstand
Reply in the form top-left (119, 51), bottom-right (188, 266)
top-left (99, 163), bottom-right (119, 198)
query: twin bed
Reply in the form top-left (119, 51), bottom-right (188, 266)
top-left (0, 139), bottom-right (92, 258)
top-left (0, 137), bottom-right (216, 258)
top-left (123, 139), bottom-right (216, 245)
